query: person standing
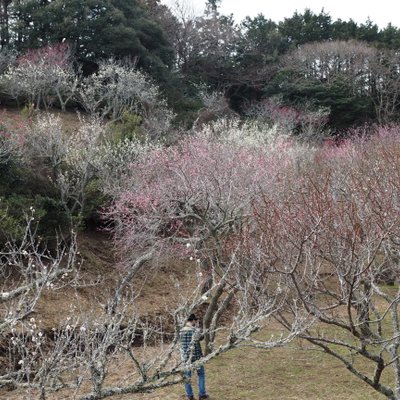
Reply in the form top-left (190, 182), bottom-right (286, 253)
top-left (180, 313), bottom-right (209, 400)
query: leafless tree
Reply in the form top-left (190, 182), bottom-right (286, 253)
top-left (369, 50), bottom-right (400, 125)
top-left (11, 121), bottom-right (400, 399)
top-left (2, 243), bottom-right (299, 399)
top-left (251, 130), bottom-right (400, 399)
top-left (166, 0), bottom-right (241, 85)
top-left (21, 114), bottom-right (105, 223)
top-left (282, 40), bottom-right (377, 86)
top-left (282, 40), bottom-right (400, 126)
top-left (22, 113), bottom-right (68, 179)
top-left (1, 125), bottom-right (306, 399)
top-left (0, 216), bottom-right (78, 388)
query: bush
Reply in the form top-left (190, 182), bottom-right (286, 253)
top-left (0, 193), bottom-right (70, 244)
top-left (0, 148), bottom-right (70, 244)
top-left (80, 178), bottom-right (110, 229)
top-left (108, 112), bottom-right (143, 142)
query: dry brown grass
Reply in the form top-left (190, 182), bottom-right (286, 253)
top-left (1, 343), bottom-right (384, 399)
top-left (128, 344), bottom-right (385, 400)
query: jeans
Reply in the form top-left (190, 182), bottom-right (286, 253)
top-left (184, 365), bottom-right (206, 397)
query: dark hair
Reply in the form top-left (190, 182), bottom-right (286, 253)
top-left (187, 313), bottom-right (198, 321)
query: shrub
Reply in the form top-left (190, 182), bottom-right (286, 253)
top-left (108, 112), bottom-right (143, 142)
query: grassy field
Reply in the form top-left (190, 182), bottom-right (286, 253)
top-left (137, 343), bottom-right (384, 400)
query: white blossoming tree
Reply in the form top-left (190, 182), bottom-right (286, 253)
top-left (77, 59), bottom-right (174, 138)
top-left (0, 43), bottom-right (78, 111)
top-left (0, 215), bottom-right (79, 389)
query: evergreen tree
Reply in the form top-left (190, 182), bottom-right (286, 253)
top-left (0, 0), bottom-right (12, 47)
top-left (278, 9), bottom-right (332, 47)
top-left (12, 0), bottom-right (174, 79)
top-left (378, 23), bottom-right (400, 49)
top-left (356, 18), bottom-right (379, 43)
top-left (331, 19), bottom-right (358, 41)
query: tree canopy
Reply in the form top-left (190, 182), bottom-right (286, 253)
top-left (0, 2), bottom-right (400, 129)
top-left (12, 0), bottom-right (174, 77)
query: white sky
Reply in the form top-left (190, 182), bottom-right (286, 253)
top-left (163, 0), bottom-right (400, 29)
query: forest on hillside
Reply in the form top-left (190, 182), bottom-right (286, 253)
top-left (0, 0), bottom-right (400, 128)
top-left (1, 1), bottom-right (400, 399)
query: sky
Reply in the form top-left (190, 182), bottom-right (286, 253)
top-left (163, 0), bottom-right (400, 29)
